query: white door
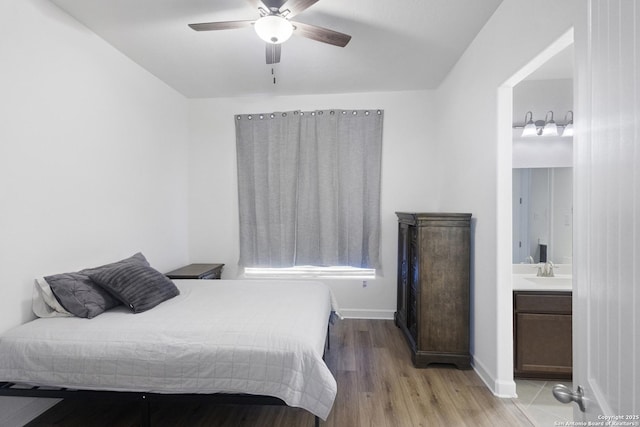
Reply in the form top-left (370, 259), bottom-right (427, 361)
top-left (571, 0), bottom-right (639, 420)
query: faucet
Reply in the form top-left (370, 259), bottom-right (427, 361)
top-left (537, 261), bottom-right (555, 277)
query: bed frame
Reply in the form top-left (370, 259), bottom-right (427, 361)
top-left (0, 325), bottom-right (331, 427)
top-left (0, 383), bottom-right (320, 427)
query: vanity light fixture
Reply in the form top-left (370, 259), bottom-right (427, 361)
top-left (254, 15), bottom-right (293, 44)
top-left (515, 110), bottom-right (574, 137)
top-left (562, 111), bottom-right (574, 137)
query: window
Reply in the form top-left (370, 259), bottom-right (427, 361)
top-left (235, 109), bottom-right (383, 274)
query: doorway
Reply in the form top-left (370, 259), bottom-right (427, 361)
top-left (496, 28), bottom-right (575, 421)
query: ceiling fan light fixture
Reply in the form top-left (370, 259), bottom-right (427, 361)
top-left (254, 15), bottom-right (293, 44)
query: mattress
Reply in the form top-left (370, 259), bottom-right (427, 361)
top-left (0, 280), bottom-right (337, 420)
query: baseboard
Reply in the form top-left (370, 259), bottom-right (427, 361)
top-left (337, 308), bottom-right (395, 320)
top-left (0, 397), bottom-right (60, 426)
top-left (472, 357), bottom-right (517, 398)
top-left (494, 378), bottom-right (517, 398)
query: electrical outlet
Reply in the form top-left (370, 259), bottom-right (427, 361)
top-left (362, 280), bottom-right (368, 288)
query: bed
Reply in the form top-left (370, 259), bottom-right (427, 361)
top-left (0, 278), bottom-right (337, 426)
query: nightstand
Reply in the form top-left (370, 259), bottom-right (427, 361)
top-left (166, 263), bottom-right (224, 280)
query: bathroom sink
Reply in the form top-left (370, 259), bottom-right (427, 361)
top-left (524, 276), bottom-right (572, 287)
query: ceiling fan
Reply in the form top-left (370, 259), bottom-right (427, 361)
top-left (188, 0), bottom-right (352, 64)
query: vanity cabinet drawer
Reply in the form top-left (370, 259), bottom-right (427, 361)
top-left (514, 292), bottom-right (571, 314)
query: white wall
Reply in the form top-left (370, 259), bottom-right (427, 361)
top-left (0, 2), bottom-right (192, 420)
top-left (433, 0), bottom-right (577, 397)
top-left (188, 90), bottom-right (437, 318)
top-left (513, 78), bottom-right (573, 125)
top-left (0, 1), bottom-right (190, 421)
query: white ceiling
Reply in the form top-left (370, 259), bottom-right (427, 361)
top-left (49, 0), bottom-right (504, 98)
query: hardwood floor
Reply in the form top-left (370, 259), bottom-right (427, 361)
top-left (26, 319), bottom-right (533, 427)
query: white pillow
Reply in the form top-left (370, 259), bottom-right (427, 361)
top-left (32, 277), bottom-right (73, 318)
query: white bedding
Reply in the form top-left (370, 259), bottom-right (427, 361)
top-left (0, 280), bottom-right (337, 420)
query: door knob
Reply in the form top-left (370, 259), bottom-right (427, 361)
top-left (552, 384), bottom-right (586, 412)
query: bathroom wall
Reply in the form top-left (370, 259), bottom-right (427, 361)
top-left (512, 79), bottom-right (573, 168)
top-left (512, 78), bottom-right (574, 265)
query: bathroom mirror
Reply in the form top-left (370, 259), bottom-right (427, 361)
top-left (512, 167), bottom-right (572, 264)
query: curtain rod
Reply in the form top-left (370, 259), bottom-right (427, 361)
top-left (236, 109), bottom-right (383, 120)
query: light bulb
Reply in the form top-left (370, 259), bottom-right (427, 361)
top-left (521, 111), bottom-right (537, 137)
top-left (542, 111), bottom-right (558, 136)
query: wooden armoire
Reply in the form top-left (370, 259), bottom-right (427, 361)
top-left (395, 212), bottom-right (472, 369)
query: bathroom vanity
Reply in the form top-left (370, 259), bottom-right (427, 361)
top-left (512, 266), bottom-right (572, 380)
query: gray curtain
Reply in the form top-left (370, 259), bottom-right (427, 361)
top-left (236, 109), bottom-right (383, 269)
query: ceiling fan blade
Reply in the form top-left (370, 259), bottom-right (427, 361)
top-left (280, 0), bottom-right (319, 18)
top-left (293, 21), bottom-right (351, 47)
top-left (266, 43), bottom-right (282, 64)
top-left (188, 20), bottom-right (254, 31)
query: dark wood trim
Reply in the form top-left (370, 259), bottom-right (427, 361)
top-left (165, 263), bottom-right (224, 280)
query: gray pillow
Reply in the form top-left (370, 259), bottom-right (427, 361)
top-left (45, 253), bottom-right (149, 319)
top-left (89, 263), bottom-right (179, 313)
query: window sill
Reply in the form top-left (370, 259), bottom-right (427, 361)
top-left (243, 266), bottom-right (376, 280)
